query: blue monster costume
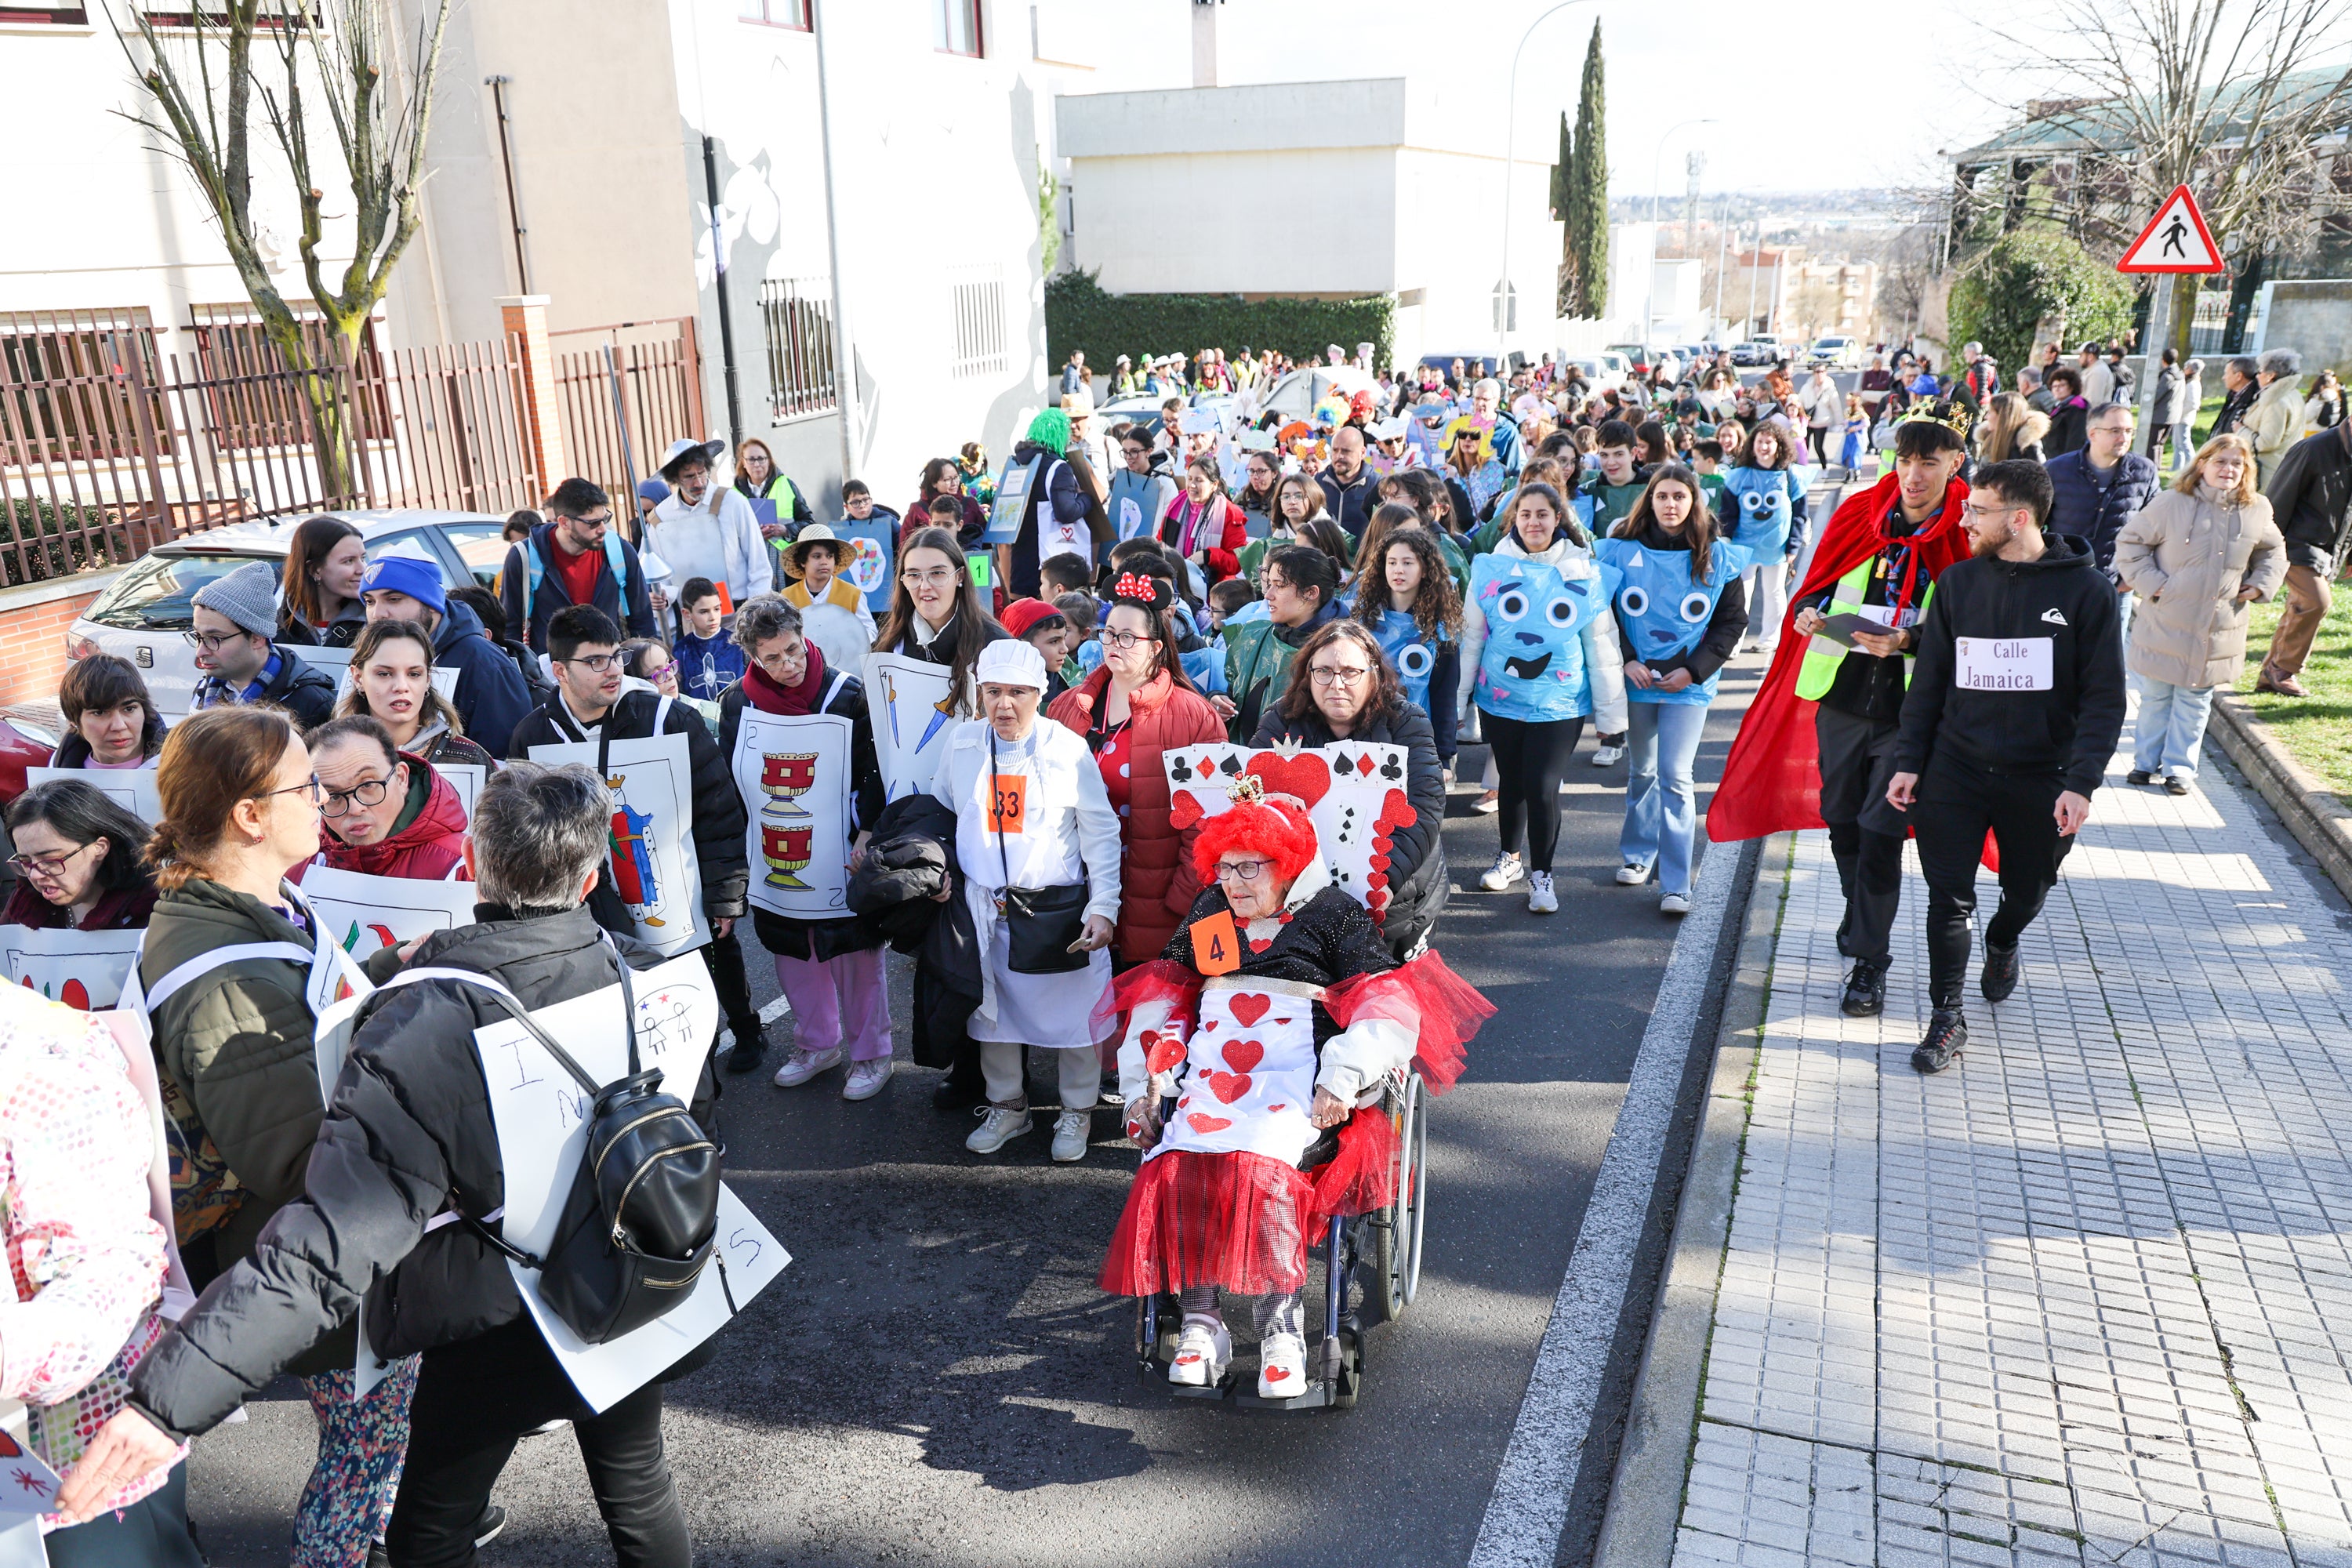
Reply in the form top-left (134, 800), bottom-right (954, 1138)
top-left (1368, 606), bottom-right (1448, 715)
top-left (1467, 552), bottom-right (1621, 723)
top-left (1593, 494), bottom-right (1791, 707)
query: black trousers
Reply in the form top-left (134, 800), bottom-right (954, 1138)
top-left (701, 924), bottom-right (759, 1038)
top-left (1814, 705), bottom-right (1906, 965)
top-left (1910, 757), bottom-right (2074, 1011)
top-left (1484, 711), bottom-right (1585, 873)
top-left (386, 1319), bottom-right (689, 1568)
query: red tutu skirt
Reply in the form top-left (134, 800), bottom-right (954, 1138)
top-left (1098, 1107), bottom-right (1399, 1298)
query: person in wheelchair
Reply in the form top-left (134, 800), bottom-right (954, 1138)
top-left (1097, 782), bottom-right (1489, 1398)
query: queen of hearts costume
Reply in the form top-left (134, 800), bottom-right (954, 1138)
top-left (1096, 788), bottom-right (1490, 1395)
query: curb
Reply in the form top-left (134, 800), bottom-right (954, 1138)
top-left (2207, 693), bottom-right (2352, 902)
top-left (1590, 831), bottom-right (1790, 1568)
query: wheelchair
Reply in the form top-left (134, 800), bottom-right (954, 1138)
top-left (1134, 1066), bottom-right (1429, 1412)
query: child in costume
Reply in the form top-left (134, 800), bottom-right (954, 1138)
top-left (780, 524), bottom-right (880, 676)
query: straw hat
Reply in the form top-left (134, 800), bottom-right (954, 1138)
top-left (782, 523), bottom-right (869, 580)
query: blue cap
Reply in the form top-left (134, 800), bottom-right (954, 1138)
top-left (360, 554), bottom-right (448, 616)
top-left (636, 478), bottom-right (670, 506)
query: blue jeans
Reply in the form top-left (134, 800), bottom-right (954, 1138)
top-left (1621, 701), bottom-right (1710, 895)
top-left (2133, 677), bottom-right (2216, 778)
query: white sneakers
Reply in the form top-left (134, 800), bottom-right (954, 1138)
top-left (771, 1045), bottom-right (844, 1088)
top-left (1051, 1109), bottom-right (1092, 1163)
top-left (1591, 742), bottom-right (1626, 767)
top-left (1169, 1318), bottom-right (1231, 1387)
top-left (966, 1105), bottom-right (1033, 1153)
top-left (1480, 851), bottom-right (1524, 891)
top-left (1617, 862), bottom-right (1651, 886)
top-left (1473, 789), bottom-right (1500, 815)
top-left (1527, 871), bottom-right (1558, 913)
top-left (1258, 1333), bottom-right (1308, 1399)
top-left (1661, 892), bottom-right (1692, 916)
top-left (843, 1057), bottom-right (892, 1101)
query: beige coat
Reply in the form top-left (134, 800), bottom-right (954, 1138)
top-left (2245, 377), bottom-right (2306, 482)
top-left (2113, 486), bottom-right (2285, 690)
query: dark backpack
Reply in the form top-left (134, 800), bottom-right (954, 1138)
top-left (378, 946), bottom-right (728, 1345)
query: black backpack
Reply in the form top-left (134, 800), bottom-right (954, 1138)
top-left (378, 946), bottom-right (729, 1345)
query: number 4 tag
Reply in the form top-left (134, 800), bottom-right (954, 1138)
top-left (1190, 910), bottom-right (1240, 976)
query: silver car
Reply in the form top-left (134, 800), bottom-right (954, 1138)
top-left (67, 509), bottom-right (513, 716)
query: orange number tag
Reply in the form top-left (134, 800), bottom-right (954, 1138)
top-left (1190, 910), bottom-right (1240, 976)
top-left (986, 774), bottom-right (1029, 834)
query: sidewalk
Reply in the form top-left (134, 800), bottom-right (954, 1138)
top-left (1667, 750), bottom-right (2352, 1566)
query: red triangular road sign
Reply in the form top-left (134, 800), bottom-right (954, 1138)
top-left (2118, 186), bottom-right (2223, 274)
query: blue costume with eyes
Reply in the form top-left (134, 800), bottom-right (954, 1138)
top-left (1593, 491), bottom-right (1791, 706)
top-left (1467, 553), bottom-right (1621, 723)
top-left (1370, 606), bottom-right (1448, 715)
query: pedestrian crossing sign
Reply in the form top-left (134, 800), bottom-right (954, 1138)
top-left (2117, 185), bottom-right (2223, 274)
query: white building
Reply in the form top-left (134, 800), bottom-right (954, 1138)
top-left (1054, 76), bottom-right (1569, 365)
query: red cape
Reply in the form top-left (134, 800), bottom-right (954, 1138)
top-left (1708, 471), bottom-right (1973, 844)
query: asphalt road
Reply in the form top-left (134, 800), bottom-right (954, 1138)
top-left (185, 521), bottom-right (1821, 1564)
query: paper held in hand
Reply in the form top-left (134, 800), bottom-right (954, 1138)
top-left (474, 955), bottom-right (789, 1410)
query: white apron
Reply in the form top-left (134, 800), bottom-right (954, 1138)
top-left (954, 727), bottom-right (1109, 1048)
top-left (1145, 975), bottom-right (1319, 1166)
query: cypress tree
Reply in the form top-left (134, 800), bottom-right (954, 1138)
top-left (1567, 21), bottom-right (1609, 318)
top-left (1550, 111), bottom-right (1576, 315)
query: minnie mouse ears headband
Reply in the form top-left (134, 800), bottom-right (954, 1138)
top-left (1109, 571), bottom-right (1172, 614)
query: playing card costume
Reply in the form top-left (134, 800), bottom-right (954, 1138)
top-left (1096, 788), bottom-right (1490, 1394)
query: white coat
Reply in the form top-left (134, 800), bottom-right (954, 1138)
top-left (650, 488), bottom-right (773, 613)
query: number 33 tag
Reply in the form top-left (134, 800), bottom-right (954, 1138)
top-left (1190, 910), bottom-right (1240, 976)
top-left (986, 774), bottom-right (1028, 833)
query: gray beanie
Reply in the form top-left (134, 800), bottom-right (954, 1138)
top-left (191, 561), bottom-right (280, 641)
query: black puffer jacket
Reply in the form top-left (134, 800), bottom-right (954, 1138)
top-left (127, 905), bottom-right (704, 1439)
top-left (1250, 699), bottom-right (1449, 960)
top-left (848, 793), bottom-right (979, 1069)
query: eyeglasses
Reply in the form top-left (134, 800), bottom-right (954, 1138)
top-left (1101, 629), bottom-right (1151, 651)
top-left (321, 774), bottom-right (395, 818)
top-left (563, 512), bottom-right (614, 531)
top-left (255, 775), bottom-right (324, 808)
top-left (561, 652), bottom-right (622, 673)
top-left (9, 840), bottom-right (98, 878)
top-left (183, 630), bottom-right (255, 653)
top-left (901, 567), bottom-right (957, 588)
top-left (1214, 858), bottom-right (1274, 884)
top-left (1311, 664), bottom-right (1372, 686)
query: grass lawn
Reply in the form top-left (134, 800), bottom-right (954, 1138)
top-left (2190, 390), bottom-right (2226, 447)
top-left (2233, 587), bottom-right (2352, 797)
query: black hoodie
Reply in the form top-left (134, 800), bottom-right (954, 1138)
top-left (1891, 532), bottom-right (2127, 797)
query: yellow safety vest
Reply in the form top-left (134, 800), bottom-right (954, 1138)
top-left (1793, 557), bottom-right (1933, 700)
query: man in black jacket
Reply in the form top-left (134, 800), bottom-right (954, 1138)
top-left (72, 764), bottom-right (704, 1563)
top-left (1317, 425), bottom-right (1380, 541)
top-left (187, 561), bottom-right (339, 728)
top-left (2254, 419), bottom-right (2352, 698)
top-left (1885, 459), bottom-right (2127, 1074)
top-left (511, 604), bottom-right (759, 1058)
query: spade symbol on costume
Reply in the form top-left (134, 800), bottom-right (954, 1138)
top-left (1220, 753), bottom-right (1243, 777)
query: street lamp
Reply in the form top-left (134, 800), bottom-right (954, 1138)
top-left (1495, 0), bottom-right (1596, 359)
top-left (1642, 117), bottom-right (1717, 348)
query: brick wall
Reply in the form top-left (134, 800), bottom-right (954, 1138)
top-left (0, 590), bottom-right (102, 706)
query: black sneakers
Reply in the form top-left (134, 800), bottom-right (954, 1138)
top-left (1911, 1008), bottom-right (1967, 1073)
top-left (932, 1075), bottom-right (988, 1111)
top-left (1839, 958), bottom-right (1889, 1017)
top-left (1980, 942), bottom-right (2020, 1003)
top-left (2126, 769), bottom-right (2154, 786)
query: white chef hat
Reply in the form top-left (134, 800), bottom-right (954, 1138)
top-left (975, 638), bottom-right (1047, 691)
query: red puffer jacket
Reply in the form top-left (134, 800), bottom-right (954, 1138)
top-left (1047, 666), bottom-right (1228, 964)
top-left (310, 756), bottom-right (471, 881)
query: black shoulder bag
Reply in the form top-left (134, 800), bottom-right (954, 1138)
top-left (990, 727), bottom-right (1092, 974)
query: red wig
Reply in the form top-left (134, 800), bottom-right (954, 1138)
top-left (1192, 797), bottom-right (1319, 887)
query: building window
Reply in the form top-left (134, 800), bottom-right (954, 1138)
top-left (934, 0), bottom-right (981, 56)
top-left (0, 6), bottom-right (92, 21)
top-left (738, 0), bottom-right (809, 27)
top-left (0, 307), bottom-right (163, 463)
top-left (758, 277), bottom-right (837, 421)
top-left (949, 267), bottom-right (1006, 379)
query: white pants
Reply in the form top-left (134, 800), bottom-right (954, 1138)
top-left (982, 1038), bottom-right (1102, 1109)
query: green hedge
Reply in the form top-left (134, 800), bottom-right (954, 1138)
top-left (3, 498), bottom-right (129, 588)
top-left (1044, 270), bottom-right (1394, 379)
top-left (1947, 230), bottom-right (2134, 378)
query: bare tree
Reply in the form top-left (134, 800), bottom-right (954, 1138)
top-left (120, 0), bottom-right (452, 498)
top-left (2006, 0), bottom-right (2352, 357)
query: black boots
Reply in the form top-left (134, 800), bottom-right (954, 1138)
top-left (721, 1022), bottom-right (768, 1075)
top-left (1912, 1008), bottom-right (1967, 1073)
top-left (1980, 942), bottom-right (2020, 1004)
top-left (1839, 958), bottom-right (1890, 1017)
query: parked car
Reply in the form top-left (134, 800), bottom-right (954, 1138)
top-left (1560, 357), bottom-right (1625, 395)
top-left (1260, 367), bottom-right (1378, 425)
top-left (1730, 339), bottom-right (1788, 367)
top-left (1808, 336), bottom-right (1862, 368)
top-left (67, 508), bottom-right (510, 716)
top-left (1607, 343), bottom-right (1682, 380)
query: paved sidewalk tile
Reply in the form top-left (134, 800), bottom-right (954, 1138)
top-left (1672, 746), bottom-right (2352, 1566)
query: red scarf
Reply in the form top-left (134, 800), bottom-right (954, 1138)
top-left (1708, 471), bottom-right (1973, 844)
top-left (744, 642), bottom-right (829, 715)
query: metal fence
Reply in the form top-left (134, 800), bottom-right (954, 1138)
top-left (0, 314), bottom-right (702, 590)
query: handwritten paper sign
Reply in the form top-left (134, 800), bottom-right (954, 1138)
top-left (1, 925), bottom-right (144, 1011)
top-left (24, 766), bottom-right (161, 827)
top-left (732, 712), bottom-right (853, 919)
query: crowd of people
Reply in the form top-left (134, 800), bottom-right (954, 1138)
top-left (0, 321), bottom-right (2343, 1566)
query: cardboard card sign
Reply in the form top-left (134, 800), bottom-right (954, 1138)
top-left (301, 864), bottom-right (480, 964)
top-left (985, 455), bottom-right (1037, 544)
top-left (302, 644), bottom-right (461, 708)
top-left (438, 763), bottom-right (486, 818)
top-left (862, 652), bottom-right (960, 800)
top-left (733, 711), bottom-right (855, 920)
top-left (2, 924), bottom-right (144, 1011)
top-left (527, 731), bottom-right (710, 957)
top-left (1161, 742), bottom-right (1417, 919)
top-left (24, 765), bottom-right (162, 828)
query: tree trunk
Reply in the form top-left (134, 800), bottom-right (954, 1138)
top-left (256, 307), bottom-right (355, 505)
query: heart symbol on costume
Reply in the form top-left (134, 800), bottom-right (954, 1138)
top-left (1229, 993), bottom-right (1271, 1027)
top-left (1168, 792), bottom-right (1203, 830)
top-left (1207, 1071), bottom-right (1254, 1104)
top-left (1200, 1018), bottom-right (1218, 1033)
top-left (1267, 1102), bottom-right (1287, 1112)
top-left (1178, 1095), bottom-right (1192, 1109)
top-left (1265, 1365), bottom-right (1294, 1383)
top-left (1244, 750), bottom-right (1332, 807)
top-left (1144, 1030), bottom-right (1185, 1076)
top-left (1186, 1112), bottom-right (1233, 1134)
top-left (1223, 1039), bottom-right (1265, 1073)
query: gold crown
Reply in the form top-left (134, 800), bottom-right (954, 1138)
top-left (1898, 398), bottom-right (1974, 440)
top-left (1227, 774), bottom-right (1265, 805)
